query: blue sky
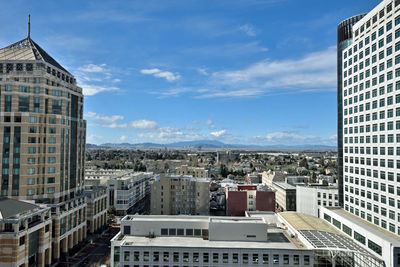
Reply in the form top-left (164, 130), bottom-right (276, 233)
top-left (0, 0), bottom-right (381, 145)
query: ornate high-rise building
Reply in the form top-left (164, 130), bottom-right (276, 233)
top-left (0, 33), bottom-right (86, 203)
top-left (0, 21), bottom-right (107, 267)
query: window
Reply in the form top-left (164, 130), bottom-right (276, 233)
top-left (343, 224), bottom-right (352, 236)
top-left (203, 253), bottom-right (209, 263)
top-left (221, 253), bottom-right (228, 264)
top-left (262, 254), bottom-right (268, 264)
top-left (162, 252), bottom-right (168, 262)
top-left (304, 255), bottom-right (310, 265)
top-left (283, 255), bottom-right (289, 265)
top-left (173, 252), bottom-right (179, 262)
top-left (368, 240), bottom-right (382, 256)
top-left (183, 252), bottom-right (189, 263)
top-left (243, 254), bottom-right (248, 264)
top-left (354, 231), bottom-right (366, 245)
top-left (273, 254), bottom-right (279, 265)
top-left (46, 187), bottom-right (55, 193)
top-left (293, 255), bottom-right (299, 265)
top-left (18, 96), bottom-right (29, 112)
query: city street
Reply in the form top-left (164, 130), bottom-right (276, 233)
top-left (56, 227), bottom-right (119, 267)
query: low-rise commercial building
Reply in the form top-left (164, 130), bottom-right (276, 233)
top-left (296, 185), bottom-right (339, 217)
top-left (225, 185), bottom-right (275, 216)
top-left (111, 212), bottom-right (385, 267)
top-left (273, 182), bottom-right (296, 212)
top-left (151, 174), bottom-right (210, 215)
top-left (111, 214), bottom-right (313, 267)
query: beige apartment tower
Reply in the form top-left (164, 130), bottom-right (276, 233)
top-left (151, 174), bottom-right (210, 215)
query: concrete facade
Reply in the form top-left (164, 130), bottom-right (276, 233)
top-left (111, 215), bottom-right (313, 267)
top-left (151, 174), bottom-right (210, 215)
top-left (273, 182), bottom-right (296, 211)
top-left (175, 165), bottom-right (209, 178)
top-left (296, 185), bottom-right (339, 217)
top-left (85, 169), bottom-right (152, 216)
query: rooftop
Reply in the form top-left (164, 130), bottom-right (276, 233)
top-left (279, 212), bottom-right (341, 234)
top-left (328, 207), bottom-right (400, 245)
top-left (119, 235), bottom-right (301, 250)
top-left (0, 197), bottom-right (41, 220)
top-left (0, 37), bottom-right (70, 74)
top-left (273, 182), bottom-right (296, 190)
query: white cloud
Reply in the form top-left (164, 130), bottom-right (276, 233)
top-left (130, 120), bottom-right (158, 130)
top-left (329, 134), bottom-right (338, 141)
top-left (239, 24), bottom-right (256, 36)
top-left (120, 135), bottom-right (127, 142)
top-left (196, 89), bottom-right (264, 98)
top-left (212, 46), bottom-right (336, 91)
top-left (105, 120), bottom-right (158, 130)
top-left (140, 68), bottom-right (181, 82)
top-left (150, 88), bottom-right (192, 98)
top-left (85, 111), bottom-right (124, 123)
top-left (87, 134), bottom-right (103, 144)
top-left (74, 63), bottom-right (122, 96)
top-left (253, 131), bottom-right (336, 146)
top-left (80, 84), bottom-right (120, 96)
top-left (78, 63), bottom-right (107, 73)
top-left (210, 129), bottom-right (226, 137)
top-left (197, 68), bottom-right (209, 76)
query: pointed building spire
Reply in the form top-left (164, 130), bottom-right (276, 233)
top-left (28, 14), bottom-right (31, 39)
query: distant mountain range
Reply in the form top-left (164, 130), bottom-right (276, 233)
top-left (86, 140), bottom-right (336, 150)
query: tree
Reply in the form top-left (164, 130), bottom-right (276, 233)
top-left (107, 206), bottom-right (116, 224)
top-left (299, 158), bottom-right (308, 169)
top-left (220, 164), bottom-right (228, 178)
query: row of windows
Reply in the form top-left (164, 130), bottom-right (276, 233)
top-left (344, 110), bottom-right (400, 126)
top-left (2, 84), bottom-right (69, 97)
top-left (344, 80), bottom-right (397, 98)
top-left (0, 62), bottom-right (75, 84)
top-left (344, 134), bottom-right (400, 144)
top-left (345, 121), bottom-right (400, 134)
top-left (118, 250), bottom-right (311, 265)
top-left (345, 203), bottom-right (400, 236)
top-left (345, 145), bottom-right (400, 155)
top-left (344, 94), bottom-right (400, 112)
top-left (324, 214), bottom-right (383, 255)
top-left (344, 186), bottom-right (400, 210)
top-left (344, 156), bottom-right (400, 168)
top-left (2, 166), bottom-right (56, 175)
top-left (353, 0), bottom-right (400, 39)
top-left (344, 161), bottom-right (400, 175)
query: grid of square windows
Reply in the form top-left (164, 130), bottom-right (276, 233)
top-left (342, 0), bottom-right (400, 235)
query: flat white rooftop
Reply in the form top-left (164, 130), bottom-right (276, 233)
top-left (327, 208), bottom-right (400, 246)
top-left (120, 234), bottom-right (302, 250)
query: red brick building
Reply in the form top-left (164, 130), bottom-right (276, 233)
top-left (225, 185), bottom-right (275, 216)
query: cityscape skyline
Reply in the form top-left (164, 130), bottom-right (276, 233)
top-left (0, 0), bottom-right (381, 146)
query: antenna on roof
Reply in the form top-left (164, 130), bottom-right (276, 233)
top-left (28, 14), bottom-right (31, 39)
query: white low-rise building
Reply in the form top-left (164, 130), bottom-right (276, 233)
top-left (111, 212), bottom-right (386, 267)
top-left (85, 169), bottom-right (153, 215)
top-left (296, 185), bottom-right (339, 217)
top-left (112, 214), bottom-right (313, 267)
